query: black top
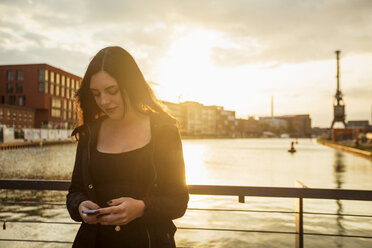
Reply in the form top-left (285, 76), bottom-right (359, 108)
top-left (91, 140), bottom-right (153, 248)
top-left (67, 113), bottom-right (189, 248)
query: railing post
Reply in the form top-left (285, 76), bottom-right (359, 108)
top-left (295, 181), bottom-right (307, 248)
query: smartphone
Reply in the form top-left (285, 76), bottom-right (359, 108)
top-left (82, 209), bottom-right (99, 215)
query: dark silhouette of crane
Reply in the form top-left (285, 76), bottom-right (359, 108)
top-left (330, 50), bottom-right (347, 129)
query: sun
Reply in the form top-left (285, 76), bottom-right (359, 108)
top-left (150, 27), bottom-right (295, 118)
top-left (153, 29), bottom-right (224, 103)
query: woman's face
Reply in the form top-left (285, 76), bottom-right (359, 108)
top-left (89, 71), bottom-right (126, 120)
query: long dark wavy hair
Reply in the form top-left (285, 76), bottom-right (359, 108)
top-left (76, 46), bottom-right (169, 125)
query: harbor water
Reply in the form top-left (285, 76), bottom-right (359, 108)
top-left (1, 138), bottom-right (372, 247)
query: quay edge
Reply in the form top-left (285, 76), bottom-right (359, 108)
top-left (317, 138), bottom-right (372, 161)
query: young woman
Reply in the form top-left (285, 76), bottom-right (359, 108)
top-left (66, 46), bottom-right (189, 248)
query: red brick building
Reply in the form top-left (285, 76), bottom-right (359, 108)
top-left (0, 64), bottom-right (81, 128)
top-left (0, 104), bottom-right (35, 128)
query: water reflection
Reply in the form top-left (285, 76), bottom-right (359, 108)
top-left (0, 190), bottom-right (66, 219)
top-left (183, 144), bottom-right (209, 184)
top-left (1, 139), bottom-right (372, 247)
top-left (333, 151), bottom-right (345, 248)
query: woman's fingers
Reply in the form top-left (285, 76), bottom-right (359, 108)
top-left (98, 212), bottom-right (128, 225)
top-left (84, 214), bottom-right (99, 224)
top-left (97, 204), bottom-right (129, 225)
top-left (107, 197), bottom-right (129, 206)
top-left (84, 201), bottom-right (100, 209)
top-left (81, 209), bottom-right (99, 224)
top-left (98, 204), bottom-right (125, 215)
top-left (78, 200), bottom-right (100, 224)
top-left (97, 198), bottom-right (145, 226)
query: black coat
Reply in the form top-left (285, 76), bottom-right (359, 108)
top-left (66, 113), bottom-right (189, 248)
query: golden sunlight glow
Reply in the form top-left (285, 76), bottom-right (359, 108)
top-left (152, 28), bottom-right (286, 116)
top-left (152, 29), bottom-right (351, 120)
top-left (182, 143), bottom-right (209, 185)
top-left (154, 29), bottom-right (218, 102)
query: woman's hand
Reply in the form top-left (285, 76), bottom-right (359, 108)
top-left (97, 197), bottom-right (145, 225)
top-left (78, 200), bottom-right (101, 224)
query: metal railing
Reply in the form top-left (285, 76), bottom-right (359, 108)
top-left (1, 179), bottom-right (372, 248)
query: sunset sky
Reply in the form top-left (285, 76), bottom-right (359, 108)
top-left (0, 0), bottom-right (371, 127)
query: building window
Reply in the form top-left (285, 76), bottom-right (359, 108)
top-left (50, 84), bottom-right (54, 95)
top-left (17, 70), bottom-right (24, 81)
top-left (67, 77), bottom-right (70, 88)
top-left (38, 69), bottom-right (47, 93)
top-left (38, 81), bottom-right (45, 93)
top-left (61, 75), bottom-right (65, 86)
top-left (7, 71), bottom-right (14, 81)
top-left (19, 96), bottom-right (25, 106)
top-left (24, 113), bottom-right (27, 119)
top-left (56, 73), bottom-right (60, 85)
top-left (7, 110), bottom-right (10, 119)
top-left (39, 69), bottom-right (45, 82)
top-left (9, 95), bottom-right (16, 105)
top-left (18, 112), bottom-right (22, 120)
top-left (0, 109), bottom-right (3, 119)
top-left (71, 79), bottom-right (75, 90)
top-left (6, 83), bottom-right (14, 93)
top-left (66, 88), bottom-right (70, 98)
top-left (56, 85), bottom-right (60, 96)
top-left (50, 71), bottom-right (54, 83)
top-left (51, 98), bottom-right (61, 118)
top-left (29, 113), bottom-right (32, 121)
top-left (1, 96), bottom-right (4, 104)
top-left (61, 87), bottom-right (65, 97)
top-left (13, 112), bottom-right (16, 120)
top-left (16, 83), bottom-right (23, 93)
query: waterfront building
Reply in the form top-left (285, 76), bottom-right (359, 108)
top-left (0, 104), bottom-right (35, 129)
top-left (162, 100), bottom-right (187, 134)
top-left (181, 101), bottom-right (204, 136)
top-left (237, 117), bottom-right (262, 137)
top-left (335, 120), bottom-right (372, 142)
top-left (217, 108), bottom-right (238, 137)
top-left (163, 100), bottom-right (239, 137)
top-left (332, 128), bottom-right (356, 142)
top-left (163, 101), bottom-right (235, 137)
top-left (347, 120), bottom-right (371, 129)
top-left (201, 105), bottom-right (218, 136)
top-left (259, 117), bottom-right (289, 136)
top-left (260, 114), bottom-right (312, 138)
top-left (312, 127), bottom-right (330, 137)
top-left (279, 115), bottom-right (312, 138)
top-left (235, 118), bottom-right (247, 137)
top-left (0, 64), bottom-right (81, 129)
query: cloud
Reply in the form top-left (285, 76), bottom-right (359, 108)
top-left (0, 0), bottom-right (371, 127)
top-left (344, 80), bottom-right (372, 99)
top-left (140, 0), bottom-right (372, 65)
top-left (0, 47), bottom-right (89, 76)
top-left (2, 0), bottom-right (372, 69)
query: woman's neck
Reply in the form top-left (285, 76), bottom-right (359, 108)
top-left (105, 109), bottom-right (148, 130)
